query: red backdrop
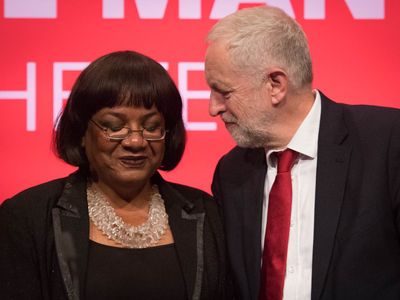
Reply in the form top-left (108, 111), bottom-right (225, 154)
top-left (1, 0), bottom-right (400, 201)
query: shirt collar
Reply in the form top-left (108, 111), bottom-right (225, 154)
top-left (265, 90), bottom-right (321, 165)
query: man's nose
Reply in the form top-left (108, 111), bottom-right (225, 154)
top-left (209, 91), bottom-right (226, 117)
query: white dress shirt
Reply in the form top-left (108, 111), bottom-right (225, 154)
top-left (262, 90), bottom-right (321, 300)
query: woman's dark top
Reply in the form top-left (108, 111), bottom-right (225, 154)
top-left (0, 171), bottom-right (229, 299)
top-left (85, 240), bottom-right (187, 300)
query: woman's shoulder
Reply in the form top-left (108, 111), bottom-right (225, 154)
top-left (0, 177), bottom-right (69, 233)
top-left (161, 179), bottom-right (216, 209)
top-left (166, 181), bottom-right (212, 200)
top-left (160, 180), bottom-right (220, 216)
top-left (1, 172), bottom-right (81, 213)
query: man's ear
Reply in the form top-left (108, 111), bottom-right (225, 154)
top-left (266, 69), bottom-right (288, 105)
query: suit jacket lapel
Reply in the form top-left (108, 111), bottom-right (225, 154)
top-left (52, 171), bottom-right (89, 300)
top-left (312, 94), bottom-right (352, 300)
top-left (241, 149), bottom-right (267, 300)
top-left (157, 175), bottom-right (205, 300)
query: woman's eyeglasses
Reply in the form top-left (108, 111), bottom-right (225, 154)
top-left (90, 119), bottom-right (167, 141)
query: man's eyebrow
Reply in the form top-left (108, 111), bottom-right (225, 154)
top-left (209, 82), bottom-right (231, 94)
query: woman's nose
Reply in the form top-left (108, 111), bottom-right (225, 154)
top-left (120, 130), bottom-right (146, 147)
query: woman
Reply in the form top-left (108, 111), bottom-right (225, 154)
top-left (0, 51), bottom-right (227, 300)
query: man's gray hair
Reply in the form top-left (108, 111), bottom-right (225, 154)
top-left (207, 6), bottom-right (313, 90)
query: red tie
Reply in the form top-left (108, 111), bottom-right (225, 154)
top-left (260, 149), bottom-right (298, 300)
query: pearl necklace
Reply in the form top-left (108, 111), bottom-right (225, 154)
top-left (87, 184), bottom-right (168, 248)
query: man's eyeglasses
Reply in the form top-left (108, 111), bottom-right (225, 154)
top-left (90, 119), bottom-right (167, 141)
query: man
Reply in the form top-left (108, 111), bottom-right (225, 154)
top-left (205, 5), bottom-right (400, 300)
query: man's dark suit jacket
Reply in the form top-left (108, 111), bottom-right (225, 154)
top-left (212, 92), bottom-right (400, 300)
top-left (0, 170), bottom-right (228, 300)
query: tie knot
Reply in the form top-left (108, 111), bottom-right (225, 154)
top-left (276, 149), bottom-right (297, 173)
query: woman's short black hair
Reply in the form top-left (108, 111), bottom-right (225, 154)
top-left (54, 50), bottom-right (185, 171)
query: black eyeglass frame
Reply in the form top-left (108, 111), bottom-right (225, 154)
top-left (90, 119), bottom-right (168, 141)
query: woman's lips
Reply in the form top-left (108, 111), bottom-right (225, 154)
top-left (119, 156), bottom-right (147, 168)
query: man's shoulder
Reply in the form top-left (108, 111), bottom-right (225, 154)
top-left (343, 103), bottom-right (400, 119)
top-left (220, 146), bottom-right (265, 164)
top-left (215, 146), bottom-right (266, 181)
top-left (320, 91), bottom-right (400, 120)
top-left (335, 102), bottom-right (400, 135)
top-left (320, 92), bottom-right (400, 137)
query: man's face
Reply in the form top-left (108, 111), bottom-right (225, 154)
top-left (205, 42), bottom-right (275, 148)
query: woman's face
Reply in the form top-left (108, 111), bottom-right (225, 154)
top-left (82, 105), bottom-right (165, 188)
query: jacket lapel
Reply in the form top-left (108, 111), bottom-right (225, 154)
top-left (157, 175), bottom-right (205, 300)
top-left (312, 94), bottom-right (352, 300)
top-left (52, 171), bottom-right (89, 300)
top-left (241, 149), bottom-right (267, 300)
